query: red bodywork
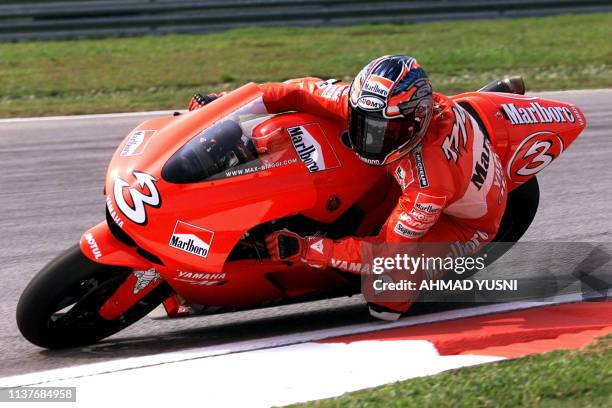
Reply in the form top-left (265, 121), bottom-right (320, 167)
top-left (79, 84), bottom-right (586, 319)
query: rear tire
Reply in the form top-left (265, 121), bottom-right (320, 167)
top-left (452, 177), bottom-right (540, 279)
top-left (16, 245), bottom-right (172, 349)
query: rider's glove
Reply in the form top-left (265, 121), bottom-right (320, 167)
top-left (188, 93), bottom-right (218, 111)
top-left (265, 230), bottom-right (332, 268)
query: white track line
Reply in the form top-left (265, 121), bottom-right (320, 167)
top-left (0, 110), bottom-right (181, 123)
top-left (0, 89), bottom-right (610, 123)
top-left (38, 341), bottom-right (503, 408)
top-left (1, 290), bottom-right (607, 388)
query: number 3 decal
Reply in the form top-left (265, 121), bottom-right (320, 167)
top-left (507, 131), bottom-right (564, 184)
top-left (113, 171), bottom-right (161, 225)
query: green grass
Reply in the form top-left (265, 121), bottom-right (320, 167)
top-left (286, 334), bottom-right (612, 408)
top-left (0, 13), bottom-right (611, 117)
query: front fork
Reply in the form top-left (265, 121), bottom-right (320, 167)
top-left (79, 221), bottom-right (168, 320)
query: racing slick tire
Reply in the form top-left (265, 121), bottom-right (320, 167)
top-left (16, 245), bottom-right (172, 349)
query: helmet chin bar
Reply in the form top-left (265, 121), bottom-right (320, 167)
top-left (352, 117), bottom-right (427, 166)
top-left (355, 136), bottom-right (420, 167)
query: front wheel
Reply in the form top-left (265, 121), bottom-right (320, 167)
top-left (16, 245), bottom-right (172, 349)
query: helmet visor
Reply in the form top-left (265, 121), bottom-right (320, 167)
top-left (349, 109), bottom-right (416, 162)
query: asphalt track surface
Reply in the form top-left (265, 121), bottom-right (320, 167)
top-left (0, 90), bottom-right (610, 378)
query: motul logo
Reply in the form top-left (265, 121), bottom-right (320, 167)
top-left (84, 233), bottom-right (102, 259)
top-left (169, 221), bottom-right (214, 258)
top-left (501, 102), bottom-right (575, 125)
top-left (409, 208), bottom-right (435, 223)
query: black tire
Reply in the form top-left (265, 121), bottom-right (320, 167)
top-left (483, 176), bottom-right (540, 261)
top-left (16, 245), bottom-right (172, 349)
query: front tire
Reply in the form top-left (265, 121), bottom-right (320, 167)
top-left (16, 245), bottom-right (172, 349)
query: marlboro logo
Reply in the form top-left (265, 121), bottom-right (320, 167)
top-left (120, 130), bottom-right (157, 157)
top-left (414, 193), bottom-right (446, 215)
top-left (363, 75), bottom-right (393, 97)
top-left (169, 221), bottom-right (214, 258)
top-left (287, 124), bottom-right (340, 173)
top-left (501, 103), bottom-right (575, 126)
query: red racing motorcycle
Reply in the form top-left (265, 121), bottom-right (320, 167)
top-left (17, 79), bottom-right (586, 348)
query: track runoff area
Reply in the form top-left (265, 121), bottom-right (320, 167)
top-left (1, 89), bottom-right (611, 406)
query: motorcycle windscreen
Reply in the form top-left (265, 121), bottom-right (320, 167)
top-left (162, 105), bottom-right (281, 183)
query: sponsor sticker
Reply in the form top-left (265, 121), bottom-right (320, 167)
top-left (393, 161), bottom-right (414, 190)
top-left (330, 258), bottom-right (370, 274)
top-left (393, 221), bottom-right (427, 239)
top-left (501, 102), bottom-right (575, 126)
top-left (309, 239), bottom-right (325, 255)
top-left (408, 207), bottom-right (436, 223)
top-left (360, 156), bottom-right (382, 166)
top-left (120, 130), bottom-right (156, 157)
top-left (287, 124), bottom-right (341, 173)
top-left (106, 195), bottom-right (125, 228)
top-left (169, 221), bottom-right (215, 258)
top-left (84, 233), bottom-right (102, 259)
top-left (133, 268), bottom-right (160, 294)
top-left (492, 150), bottom-right (507, 203)
top-left (315, 79), bottom-right (339, 89)
top-left (362, 75), bottom-right (393, 97)
top-left (570, 105), bottom-right (585, 126)
top-left (174, 270), bottom-right (227, 286)
top-left (357, 95), bottom-right (386, 111)
top-left (414, 192), bottom-right (446, 215)
top-left (413, 147), bottom-right (429, 188)
top-left (470, 136), bottom-right (492, 190)
top-left (399, 212), bottom-right (432, 230)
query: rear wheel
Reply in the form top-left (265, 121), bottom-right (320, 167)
top-left (485, 176), bottom-right (540, 258)
top-left (16, 245), bottom-right (172, 349)
top-left (451, 177), bottom-right (540, 279)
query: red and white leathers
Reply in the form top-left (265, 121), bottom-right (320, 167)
top-left (196, 77), bottom-right (508, 316)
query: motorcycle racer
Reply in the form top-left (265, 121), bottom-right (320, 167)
top-left (189, 55), bottom-right (507, 320)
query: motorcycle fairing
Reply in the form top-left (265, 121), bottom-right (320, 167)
top-left (451, 92), bottom-right (586, 191)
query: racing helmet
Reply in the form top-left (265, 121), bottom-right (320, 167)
top-left (348, 55), bottom-right (433, 166)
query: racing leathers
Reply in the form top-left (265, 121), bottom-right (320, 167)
top-left (193, 77), bottom-right (508, 316)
